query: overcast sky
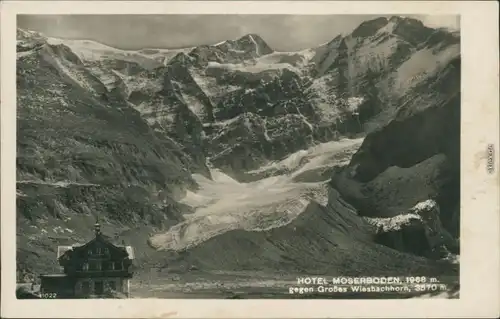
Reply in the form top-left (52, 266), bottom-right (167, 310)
top-left (17, 15), bottom-right (460, 51)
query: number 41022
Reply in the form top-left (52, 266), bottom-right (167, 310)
top-left (40, 293), bottom-right (57, 299)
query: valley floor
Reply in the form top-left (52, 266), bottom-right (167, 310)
top-left (130, 270), bottom-right (459, 299)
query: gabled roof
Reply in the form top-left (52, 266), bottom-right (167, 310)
top-left (57, 221), bottom-right (135, 261)
top-left (58, 236), bottom-right (134, 260)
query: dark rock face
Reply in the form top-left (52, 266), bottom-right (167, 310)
top-left (390, 16), bottom-right (434, 47)
top-left (365, 200), bottom-right (459, 259)
top-left (330, 56), bottom-right (460, 240)
top-left (351, 17), bottom-right (390, 38)
top-left (351, 94), bottom-right (460, 183)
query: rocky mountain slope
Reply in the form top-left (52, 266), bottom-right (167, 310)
top-left (330, 53), bottom-right (460, 241)
top-left (16, 16), bottom-right (460, 292)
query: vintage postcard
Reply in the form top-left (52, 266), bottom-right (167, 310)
top-left (1, 1), bottom-right (499, 318)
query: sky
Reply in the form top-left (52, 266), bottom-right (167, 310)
top-left (17, 14), bottom-right (460, 51)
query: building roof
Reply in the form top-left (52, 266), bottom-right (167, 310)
top-left (57, 220), bottom-right (135, 260)
top-left (57, 242), bottom-right (135, 260)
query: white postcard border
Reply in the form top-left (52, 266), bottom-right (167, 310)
top-left (1, 1), bottom-right (499, 318)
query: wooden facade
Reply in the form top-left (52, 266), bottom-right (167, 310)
top-left (39, 221), bottom-right (135, 298)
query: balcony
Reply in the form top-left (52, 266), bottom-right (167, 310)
top-left (72, 270), bottom-right (133, 278)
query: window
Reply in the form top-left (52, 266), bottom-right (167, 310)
top-left (82, 281), bottom-right (90, 294)
top-left (108, 281), bottom-right (116, 291)
top-left (96, 247), bottom-right (101, 255)
top-left (104, 248), bottom-right (109, 254)
top-left (89, 261), bottom-right (101, 271)
top-left (94, 281), bottom-right (104, 295)
top-left (108, 261), bottom-right (122, 270)
top-left (82, 263), bottom-right (89, 271)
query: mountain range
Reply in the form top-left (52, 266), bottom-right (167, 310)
top-left (16, 16), bottom-right (460, 297)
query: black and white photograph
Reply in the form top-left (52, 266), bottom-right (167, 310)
top-left (1, 1), bottom-right (499, 317)
top-left (13, 12), bottom-right (463, 299)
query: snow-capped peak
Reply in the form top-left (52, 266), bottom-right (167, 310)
top-left (213, 40), bottom-right (228, 46)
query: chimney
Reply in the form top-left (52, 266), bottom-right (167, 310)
top-left (94, 216), bottom-right (101, 237)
